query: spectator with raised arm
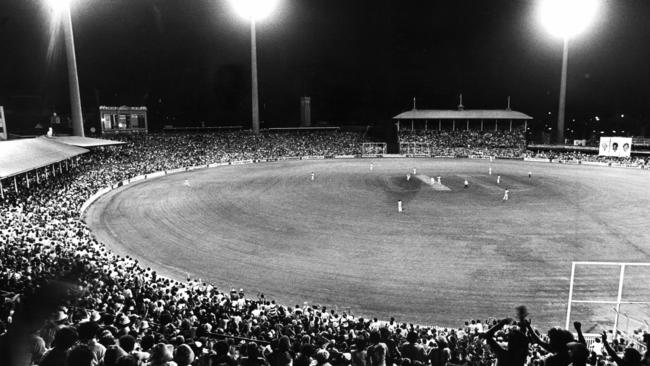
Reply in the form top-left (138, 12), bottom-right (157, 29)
top-left (480, 318), bottom-right (529, 366)
top-left (602, 331), bottom-right (642, 366)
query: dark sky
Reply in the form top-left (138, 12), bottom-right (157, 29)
top-left (1, 0), bottom-right (649, 130)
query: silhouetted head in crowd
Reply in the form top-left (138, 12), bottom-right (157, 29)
top-left (622, 348), bottom-right (642, 366)
top-left (52, 326), bottom-right (78, 350)
top-left (548, 327), bottom-right (575, 353)
top-left (77, 321), bottom-right (100, 343)
top-left (567, 342), bottom-right (589, 366)
top-left (67, 345), bottom-right (95, 366)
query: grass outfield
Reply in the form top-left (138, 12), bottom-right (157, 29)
top-left (84, 159), bottom-right (650, 330)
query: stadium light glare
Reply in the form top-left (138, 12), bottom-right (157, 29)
top-left (539, 0), bottom-right (600, 39)
top-left (46, 0), bottom-right (71, 13)
top-left (229, 0), bottom-right (279, 21)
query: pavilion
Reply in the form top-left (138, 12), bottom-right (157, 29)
top-left (394, 96), bottom-right (533, 132)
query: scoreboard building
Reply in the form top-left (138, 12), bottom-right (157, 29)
top-left (99, 106), bottom-right (148, 135)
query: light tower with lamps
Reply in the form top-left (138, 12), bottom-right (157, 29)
top-left (538, 0), bottom-right (600, 144)
top-left (47, 0), bottom-right (85, 137)
top-left (229, 0), bottom-right (279, 134)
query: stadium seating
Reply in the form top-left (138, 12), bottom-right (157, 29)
top-left (398, 130), bottom-right (527, 158)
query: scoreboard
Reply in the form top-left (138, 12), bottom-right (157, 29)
top-left (99, 106), bottom-right (148, 135)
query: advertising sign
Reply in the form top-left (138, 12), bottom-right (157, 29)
top-left (599, 137), bottom-right (632, 157)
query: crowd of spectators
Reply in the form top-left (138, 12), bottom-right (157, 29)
top-left (524, 151), bottom-right (649, 168)
top-left (0, 131), bottom-right (648, 366)
top-left (398, 130), bottom-right (526, 158)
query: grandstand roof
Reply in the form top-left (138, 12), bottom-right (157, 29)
top-left (48, 135), bottom-right (126, 147)
top-left (0, 137), bottom-right (89, 179)
top-left (393, 109), bottom-right (533, 120)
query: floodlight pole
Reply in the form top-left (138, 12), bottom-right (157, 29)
top-left (62, 3), bottom-right (85, 137)
top-left (250, 19), bottom-right (260, 134)
top-left (556, 37), bottom-right (568, 145)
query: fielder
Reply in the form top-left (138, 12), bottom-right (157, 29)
top-left (497, 175), bottom-right (501, 184)
top-left (528, 171), bottom-right (532, 179)
top-left (311, 172), bottom-right (315, 181)
top-left (397, 200), bottom-right (403, 212)
top-left (489, 167), bottom-right (492, 175)
top-left (464, 179), bottom-right (469, 188)
top-left (413, 168), bottom-right (417, 175)
top-left (406, 173), bottom-right (411, 181)
top-left (503, 188), bottom-right (509, 201)
top-left (183, 179), bottom-right (191, 187)
top-left (370, 163), bottom-right (374, 171)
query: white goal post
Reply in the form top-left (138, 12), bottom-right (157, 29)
top-left (362, 142), bottom-right (387, 156)
top-left (566, 261), bottom-right (650, 333)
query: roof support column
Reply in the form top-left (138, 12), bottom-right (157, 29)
top-left (59, 162), bottom-right (63, 174)
top-left (438, 120), bottom-right (441, 131)
top-left (510, 120), bottom-right (513, 131)
top-left (425, 120), bottom-right (428, 131)
top-left (466, 119), bottom-right (469, 131)
top-left (495, 120), bottom-right (498, 132)
top-left (26, 173), bottom-right (30, 189)
top-left (524, 120), bottom-right (528, 133)
top-left (14, 176), bottom-right (18, 194)
top-left (65, 159), bottom-right (69, 171)
top-left (453, 120), bottom-right (456, 131)
top-left (411, 120), bottom-right (414, 131)
top-left (481, 119), bottom-right (484, 131)
top-left (36, 170), bottom-right (40, 184)
top-left (52, 164), bottom-right (56, 177)
top-left (0, 180), bottom-right (4, 199)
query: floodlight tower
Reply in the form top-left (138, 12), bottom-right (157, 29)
top-left (229, 0), bottom-right (279, 134)
top-left (47, 0), bottom-right (85, 137)
top-left (538, 0), bottom-right (600, 144)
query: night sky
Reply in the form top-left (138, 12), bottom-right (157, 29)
top-left (1, 0), bottom-right (649, 133)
